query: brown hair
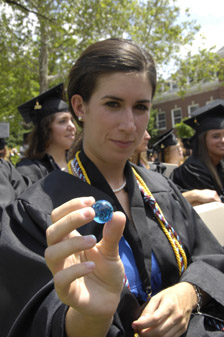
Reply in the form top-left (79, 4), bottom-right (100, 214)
top-left (67, 38), bottom-right (157, 129)
top-left (197, 132), bottom-right (223, 191)
top-left (24, 114), bottom-right (55, 160)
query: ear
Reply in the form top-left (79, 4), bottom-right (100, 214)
top-left (71, 94), bottom-right (86, 121)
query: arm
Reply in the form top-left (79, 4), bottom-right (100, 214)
top-left (45, 196), bottom-right (126, 337)
top-left (182, 189), bottom-right (221, 206)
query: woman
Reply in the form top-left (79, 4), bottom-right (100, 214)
top-left (171, 100), bottom-right (224, 202)
top-left (16, 83), bottom-right (76, 183)
top-left (129, 130), bottom-right (151, 168)
top-left (151, 129), bottom-right (183, 166)
top-left (1, 39), bottom-right (224, 337)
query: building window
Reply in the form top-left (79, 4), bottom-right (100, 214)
top-left (157, 112), bottom-right (166, 130)
top-left (171, 108), bottom-right (182, 126)
top-left (188, 104), bottom-right (199, 116)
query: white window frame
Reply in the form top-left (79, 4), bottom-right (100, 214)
top-left (157, 111), bottom-right (166, 130)
top-left (171, 107), bottom-right (182, 126)
top-left (188, 104), bottom-right (199, 117)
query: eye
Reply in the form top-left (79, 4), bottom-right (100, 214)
top-left (211, 133), bottom-right (220, 139)
top-left (58, 118), bottom-right (67, 123)
top-left (105, 101), bottom-right (120, 108)
top-left (134, 104), bottom-right (149, 111)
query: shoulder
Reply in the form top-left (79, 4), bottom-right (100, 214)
top-left (16, 157), bottom-right (36, 167)
top-left (176, 156), bottom-right (206, 169)
top-left (0, 159), bottom-right (21, 179)
top-left (16, 157), bottom-right (51, 183)
top-left (132, 164), bottom-right (174, 194)
top-left (0, 159), bottom-right (12, 171)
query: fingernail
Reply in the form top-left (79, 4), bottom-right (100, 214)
top-left (82, 208), bottom-right (93, 218)
top-left (83, 196), bottom-right (95, 206)
top-left (85, 261), bottom-right (95, 270)
top-left (85, 235), bottom-right (96, 244)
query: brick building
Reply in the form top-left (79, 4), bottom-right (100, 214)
top-left (152, 46), bottom-right (224, 135)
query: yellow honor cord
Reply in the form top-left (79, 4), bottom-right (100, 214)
top-left (132, 167), bottom-right (187, 275)
top-left (67, 159), bottom-right (73, 175)
top-left (76, 151), bottom-right (91, 185)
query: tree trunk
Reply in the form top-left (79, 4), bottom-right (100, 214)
top-left (39, 20), bottom-right (48, 93)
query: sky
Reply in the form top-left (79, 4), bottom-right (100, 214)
top-left (176, 0), bottom-right (224, 54)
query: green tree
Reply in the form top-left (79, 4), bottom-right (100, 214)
top-left (0, 0), bottom-right (205, 145)
top-left (174, 120), bottom-right (194, 138)
top-left (172, 47), bottom-right (224, 96)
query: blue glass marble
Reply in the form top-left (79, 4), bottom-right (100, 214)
top-left (92, 200), bottom-right (114, 224)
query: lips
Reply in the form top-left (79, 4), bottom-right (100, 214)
top-left (112, 139), bottom-right (134, 148)
top-left (66, 134), bottom-right (75, 138)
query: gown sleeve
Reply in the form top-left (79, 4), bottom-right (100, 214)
top-left (0, 159), bottom-right (30, 207)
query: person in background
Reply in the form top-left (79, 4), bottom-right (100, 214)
top-left (129, 129), bottom-right (151, 168)
top-left (0, 123), bottom-right (31, 207)
top-left (181, 136), bottom-right (193, 159)
top-left (16, 83), bottom-right (76, 184)
top-left (171, 100), bottom-right (224, 203)
top-left (1, 38), bottom-right (224, 337)
top-left (147, 129), bottom-right (182, 175)
top-left (152, 128), bottom-right (184, 166)
top-left (151, 128), bottom-right (221, 206)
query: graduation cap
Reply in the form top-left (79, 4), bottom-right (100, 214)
top-left (0, 122), bottom-right (9, 150)
top-left (152, 129), bottom-right (178, 152)
top-left (17, 83), bottom-right (69, 124)
top-left (184, 99), bottom-right (224, 135)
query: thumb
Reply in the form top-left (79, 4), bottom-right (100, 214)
top-left (99, 211), bottom-right (126, 257)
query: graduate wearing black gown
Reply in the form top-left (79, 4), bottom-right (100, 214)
top-left (1, 152), bottom-right (224, 336)
top-left (171, 100), bottom-right (224, 201)
top-left (1, 39), bottom-right (224, 337)
top-left (16, 83), bottom-right (75, 184)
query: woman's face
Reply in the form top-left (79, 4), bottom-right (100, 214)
top-left (165, 142), bottom-right (183, 165)
top-left (205, 129), bottom-right (224, 161)
top-left (134, 130), bottom-right (151, 154)
top-left (72, 72), bottom-right (152, 166)
top-left (50, 112), bottom-right (76, 150)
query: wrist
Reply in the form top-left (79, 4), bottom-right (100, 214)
top-left (66, 307), bottom-right (113, 337)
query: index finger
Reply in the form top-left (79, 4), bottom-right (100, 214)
top-left (47, 206), bottom-right (95, 246)
top-left (51, 196), bottom-right (95, 222)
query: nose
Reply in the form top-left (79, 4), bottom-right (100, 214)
top-left (118, 108), bottom-right (136, 133)
top-left (68, 119), bottom-right (76, 132)
top-left (145, 130), bottom-right (151, 140)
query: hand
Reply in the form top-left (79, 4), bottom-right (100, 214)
top-left (45, 196), bottom-right (126, 319)
top-left (132, 282), bottom-right (197, 337)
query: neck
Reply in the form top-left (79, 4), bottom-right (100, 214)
top-left (46, 144), bottom-right (67, 170)
top-left (82, 147), bottom-right (127, 192)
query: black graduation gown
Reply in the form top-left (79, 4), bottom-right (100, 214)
top-left (16, 154), bottom-right (60, 184)
top-left (0, 159), bottom-right (31, 207)
top-left (170, 156), bottom-right (224, 200)
top-left (1, 152), bottom-right (224, 337)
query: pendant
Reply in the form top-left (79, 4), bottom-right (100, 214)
top-left (92, 200), bottom-right (114, 224)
